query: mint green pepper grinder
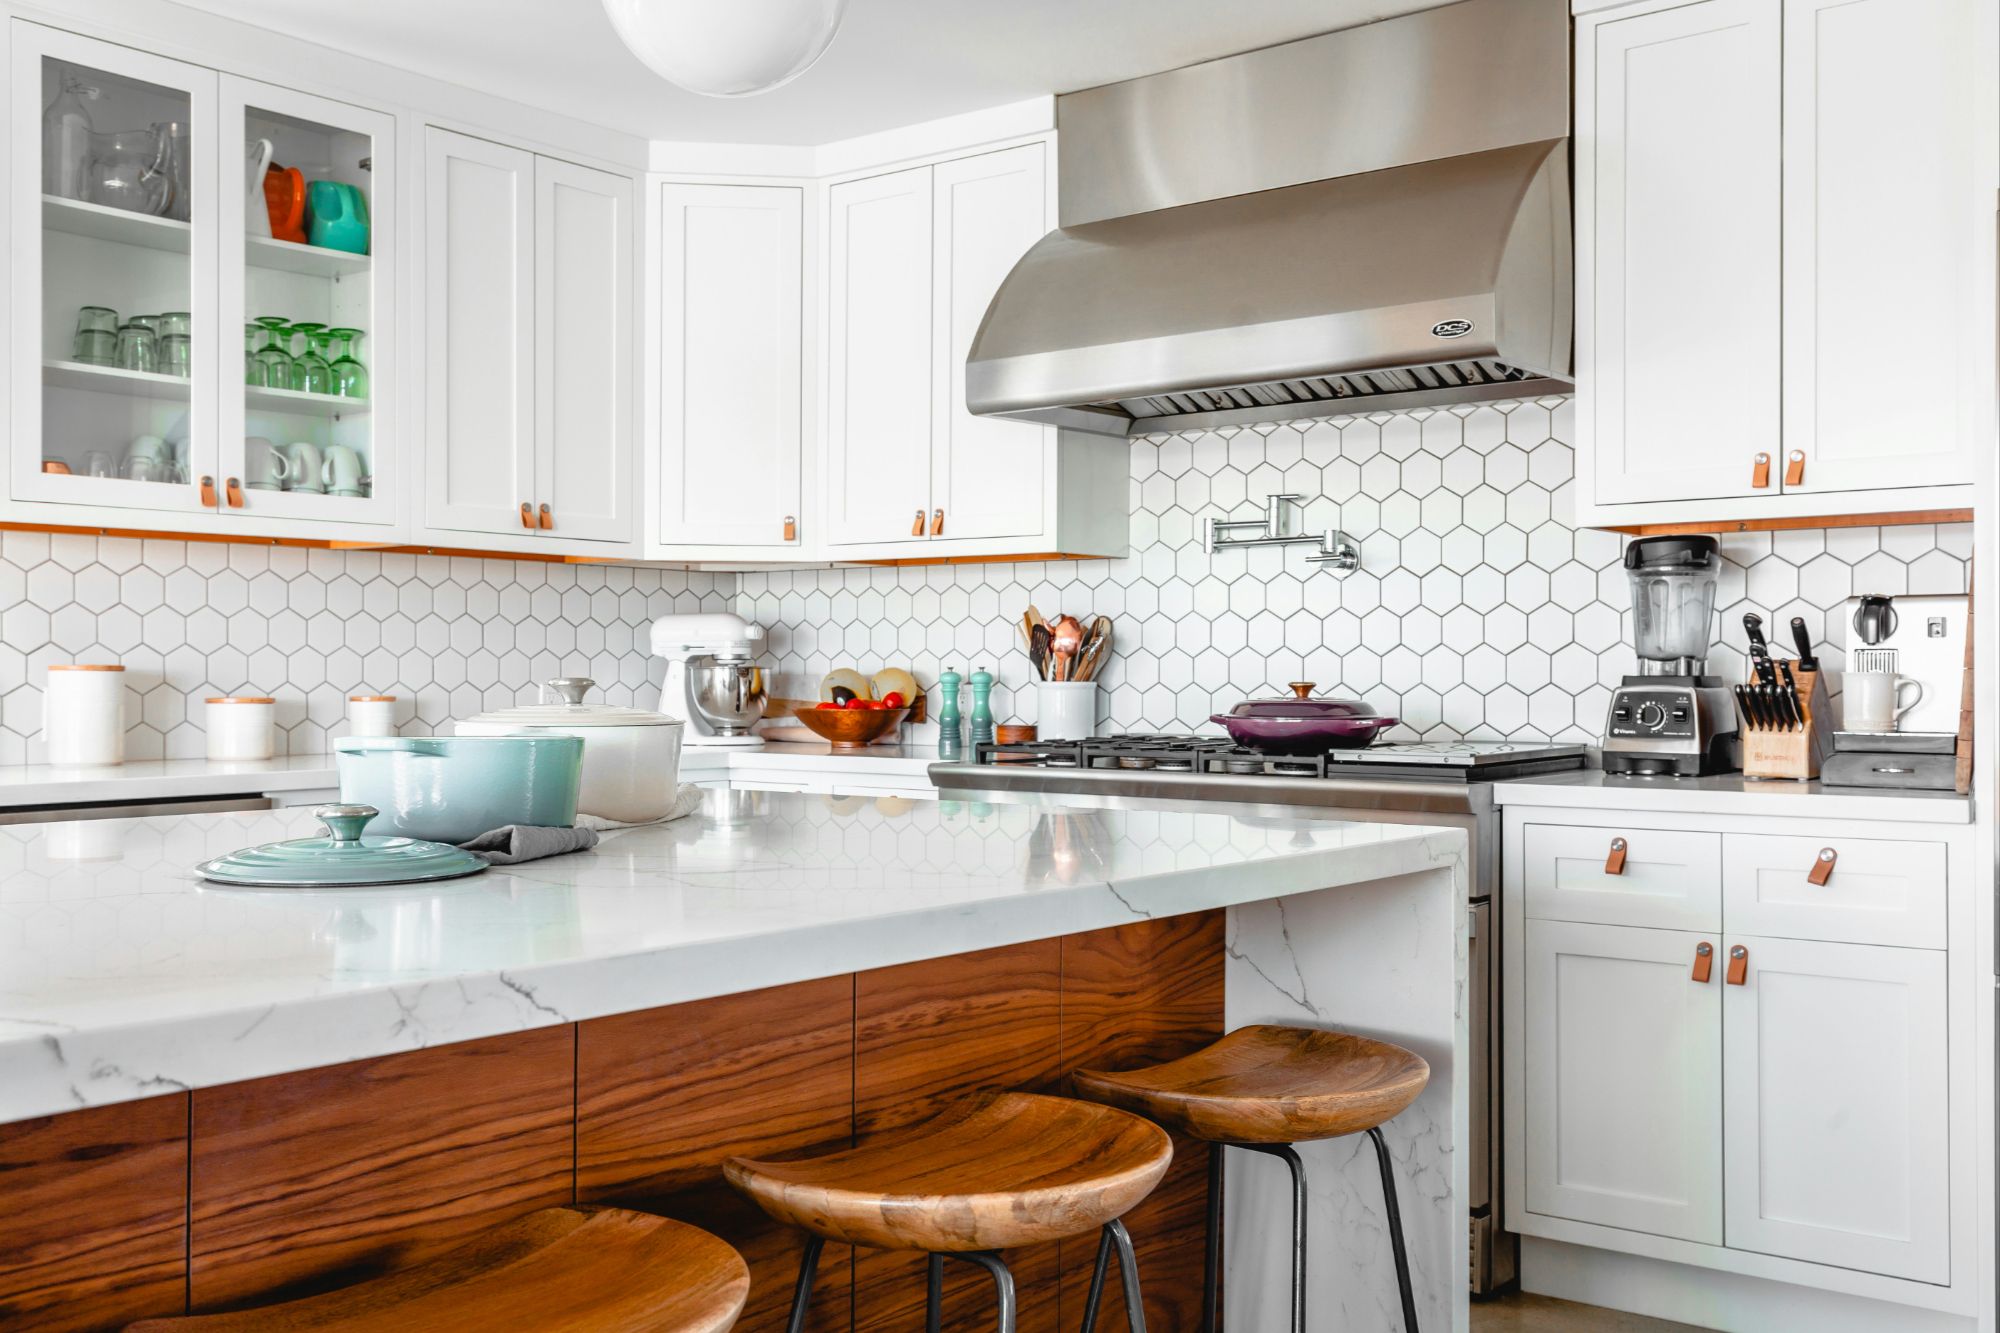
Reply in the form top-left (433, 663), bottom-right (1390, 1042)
top-left (937, 667), bottom-right (964, 759)
top-left (969, 668), bottom-right (995, 746)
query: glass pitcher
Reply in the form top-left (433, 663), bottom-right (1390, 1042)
top-left (89, 128), bottom-right (170, 216)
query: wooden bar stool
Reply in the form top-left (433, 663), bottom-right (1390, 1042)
top-left (1073, 1025), bottom-right (1430, 1333)
top-left (725, 1090), bottom-right (1173, 1333)
top-left (126, 1206), bottom-right (749, 1332)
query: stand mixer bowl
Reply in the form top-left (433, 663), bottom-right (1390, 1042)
top-left (689, 658), bottom-right (767, 735)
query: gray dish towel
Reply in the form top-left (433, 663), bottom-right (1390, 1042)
top-left (457, 824), bottom-right (600, 865)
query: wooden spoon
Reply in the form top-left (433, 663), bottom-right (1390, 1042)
top-left (1049, 615), bottom-right (1085, 683)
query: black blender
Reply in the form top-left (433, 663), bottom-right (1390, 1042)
top-left (1601, 535), bottom-right (1739, 776)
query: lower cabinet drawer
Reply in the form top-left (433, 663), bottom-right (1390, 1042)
top-left (1522, 823), bottom-right (1721, 931)
top-left (1722, 834), bottom-right (1946, 949)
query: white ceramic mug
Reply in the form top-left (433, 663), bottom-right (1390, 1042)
top-left (283, 440), bottom-right (324, 494)
top-left (244, 437), bottom-right (291, 491)
top-left (1844, 670), bottom-right (1923, 732)
top-left (322, 444), bottom-right (365, 496)
top-left (125, 434), bottom-right (169, 469)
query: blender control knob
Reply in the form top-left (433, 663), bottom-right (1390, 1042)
top-left (1636, 701), bottom-right (1668, 730)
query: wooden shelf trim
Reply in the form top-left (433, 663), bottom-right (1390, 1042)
top-left (1601, 508), bottom-right (1972, 537)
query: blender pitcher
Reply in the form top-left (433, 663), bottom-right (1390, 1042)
top-left (1624, 535), bottom-right (1719, 677)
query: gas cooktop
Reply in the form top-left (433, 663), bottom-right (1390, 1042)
top-left (970, 733), bottom-right (1587, 784)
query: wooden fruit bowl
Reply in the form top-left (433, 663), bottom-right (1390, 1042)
top-left (791, 706), bottom-right (911, 750)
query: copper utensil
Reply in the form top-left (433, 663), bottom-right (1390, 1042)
top-left (1049, 615), bottom-right (1085, 682)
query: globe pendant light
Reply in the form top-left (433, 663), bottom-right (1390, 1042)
top-left (601, 0), bottom-right (849, 98)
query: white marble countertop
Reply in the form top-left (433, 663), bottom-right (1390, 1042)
top-left (0, 789), bottom-right (1463, 1123)
top-left (1493, 769), bottom-right (1973, 824)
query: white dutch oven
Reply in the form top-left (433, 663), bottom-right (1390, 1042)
top-left (454, 677), bottom-right (683, 823)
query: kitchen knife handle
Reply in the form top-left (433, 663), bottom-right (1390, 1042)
top-left (1692, 942), bottom-right (1714, 984)
top-left (1789, 615), bottom-right (1815, 664)
top-left (1726, 944), bottom-right (1749, 986)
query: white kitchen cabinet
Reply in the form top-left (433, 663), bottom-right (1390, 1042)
top-left (656, 182), bottom-right (803, 549)
top-left (422, 128), bottom-right (636, 550)
top-left (1576, 0), bottom-right (1780, 508)
top-left (1721, 935), bottom-right (1949, 1283)
top-left (821, 141), bottom-right (1126, 559)
top-left (1522, 919), bottom-right (1723, 1243)
top-left (1573, 0), bottom-right (1993, 524)
top-left (825, 163), bottom-right (934, 547)
top-left (1779, 0), bottom-right (1981, 496)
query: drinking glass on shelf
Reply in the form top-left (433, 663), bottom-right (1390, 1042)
top-left (244, 324), bottom-right (263, 386)
top-left (157, 311), bottom-right (190, 339)
top-left (327, 328), bottom-right (368, 399)
top-left (159, 333), bottom-right (191, 378)
top-left (121, 456), bottom-right (162, 483)
top-left (72, 306), bottom-right (118, 365)
top-left (81, 450), bottom-right (114, 479)
top-left (128, 314), bottom-right (161, 339)
top-left (251, 316), bottom-right (294, 389)
top-left (287, 321), bottom-right (331, 394)
top-left (114, 323), bottom-right (157, 374)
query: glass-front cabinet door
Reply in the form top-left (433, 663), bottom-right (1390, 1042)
top-left (10, 23), bottom-right (221, 516)
top-left (218, 76), bottom-right (392, 527)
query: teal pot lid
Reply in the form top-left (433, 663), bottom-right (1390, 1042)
top-left (198, 804), bottom-right (489, 888)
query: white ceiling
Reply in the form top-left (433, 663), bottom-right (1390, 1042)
top-left (171, 0), bottom-right (1448, 145)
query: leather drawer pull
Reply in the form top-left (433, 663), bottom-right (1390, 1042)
top-left (520, 502), bottom-right (535, 530)
top-left (225, 478), bottom-right (245, 508)
top-left (1691, 942), bottom-right (1714, 984)
top-left (199, 475), bottom-right (218, 508)
top-left (783, 515), bottom-right (797, 542)
top-left (1783, 450), bottom-right (1806, 486)
top-left (1751, 452), bottom-right (1771, 489)
top-left (1808, 847), bottom-right (1837, 885)
top-left (1726, 944), bottom-right (1748, 986)
top-left (911, 507), bottom-right (927, 537)
top-left (538, 504), bottom-right (553, 530)
top-left (1604, 837), bottom-right (1627, 876)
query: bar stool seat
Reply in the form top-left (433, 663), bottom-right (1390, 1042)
top-left (126, 1206), bottom-right (749, 1333)
top-left (727, 1091), bottom-right (1172, 1332)
top-left (1072, 1024), bottom-right (1429, 1145)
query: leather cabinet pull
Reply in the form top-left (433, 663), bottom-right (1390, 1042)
top-left (225, 478), bottom-right (245, 508)
top-left (538, 504), bottom-right (553, 530)
top-left (1751, 452), bottom-right (1771, 489)
top-left (911, 508), bottom-right (926, 537)
top-left (1691, 942), bottom-right (1714, 984)
top-left (1604, 837), bottom-right (1628, 876)
top-left (199, 475), bottom-right (218, 508)
top-left (520, 502), bottom-right (535, 529)
top-left (1726, 945), bottom-right (1748, 986)
top-left (1808, 847), bottom-right (1837, 885)
top-left (783, 515), bottom-right (797, 542)
top-left (1783, 451), bottom-right (1806, 486)
top-left (930, 507), bottom-right (944, 537)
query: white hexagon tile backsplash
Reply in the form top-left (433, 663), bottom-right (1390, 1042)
top-left (0, 396), bottom-right (1968, 759)
top-left (736, 397), bottom-right (1971, 742)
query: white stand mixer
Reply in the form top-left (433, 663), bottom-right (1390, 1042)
top-left (651, 612), bottom-right (769, 748)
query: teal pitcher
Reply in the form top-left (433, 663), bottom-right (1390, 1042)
top-left (306, 180), bottom-right (369, 254)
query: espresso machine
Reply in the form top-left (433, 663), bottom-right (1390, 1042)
top-left (1601, 535), bottom-right (1739, 776)
top-left (651, 612), bottom-right (769, 747)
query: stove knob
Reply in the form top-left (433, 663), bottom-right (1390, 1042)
top-left (1636, 701), bottom-right (1668, 730)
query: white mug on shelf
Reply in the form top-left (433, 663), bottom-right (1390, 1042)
top-left (244, 437), bottom-right (291, 491)
top-left (1844, 670), bottom-right (1924, 733)
top-left (282, 441), bottom-right (324, 494)
top-left (125, 434), bottom-right (169, 468)
top-left (322, 444), bottom-right (366, 497)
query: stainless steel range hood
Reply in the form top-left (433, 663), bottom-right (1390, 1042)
top-left (966, 0), bottom-right (1573, 438)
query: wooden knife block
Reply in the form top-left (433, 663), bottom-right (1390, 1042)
top-left (1741, 665), bottom-right (1831, 781)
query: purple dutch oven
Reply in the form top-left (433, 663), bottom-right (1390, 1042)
top-left (1210, 682), bottom-right (1398, 755)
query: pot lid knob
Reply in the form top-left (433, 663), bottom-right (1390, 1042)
top-left (546, 677), bottom-right (595, 706)
top-left (314, 803), bottom-right (378, 846)
top-left (1288, 682), bottom-right (1315, 699)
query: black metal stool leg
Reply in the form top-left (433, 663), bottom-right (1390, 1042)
top-left (1080, 1225), bottom-right (1112, 1331)
top-left (950, 1251), bottom-right (1018, 1333)
top-left (1105, 1217), bottom-right (1147, 1333)
top-left (1201, 1146), bottom-right (1224, 1333)
top-left (1367, 1126), bottom-right (1421, 1333)
top-left (927, 1252), bottom-right (945, 1333)
top-left (784, 1234), bottom-right (825, 1333)
top-left (1240, 1142), bottom-right (1307, 1333)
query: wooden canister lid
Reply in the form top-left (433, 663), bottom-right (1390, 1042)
top-left (49, 663), bottom-right (124, 671)
top-left (206, 696), bottom-right (275, 704)
top-left (348, 695), bottom-right (397, 702)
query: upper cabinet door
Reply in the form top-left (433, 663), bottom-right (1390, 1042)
top-left (929, 143), bottom-right (1049, 544)
top-left (11, 23), bottom-right (221, 516)
top-left (423, 128), bottom-right (536, 538)
top-left (825, 165), bottom-right (933, 547)
top-left (658, 182), bottom-right (802, 548)
top-left (1579, 0), bottom-right (1780, 506)
top-left (1522, 919), bottom-right (1722, 1244)
top-left (1721, 936), bottom-right (1949, 1282)
top-left (533, 157), bottom-right (634, 544)
top-left (218, 77), bottom-right (394, 526)
top-left (1781, 0), bottom-right (1981, 494)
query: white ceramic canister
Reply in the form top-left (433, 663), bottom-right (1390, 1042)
top-left (347, 694), bottom-right (398, 737)
top-left (1037, 680), bottom-right (1099, 741)
top-left (45, 664), bottom-right (125, 765)
top-left (206, 696), bottom-right (276, 761)
top-left (453, 677), bottom-right (683, 823)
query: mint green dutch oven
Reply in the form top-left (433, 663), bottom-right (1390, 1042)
top-left (334, 735), bottom-right (584, 843)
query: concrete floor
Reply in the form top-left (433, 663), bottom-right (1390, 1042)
top-left (1473, 1291), bottom-right (1708, 1332)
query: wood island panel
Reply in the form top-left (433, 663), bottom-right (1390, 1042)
top-left (855, 938), bottom-right (1065, 1332)
top-left (577, 976), bottom-right (856, 1333)
top-left (0, 1094), bottom-right (190, 1331)
top-left (187, 1026), bottom-right (575, 1313)
top-left (1060, 911), bottom-right (1228, 1333)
